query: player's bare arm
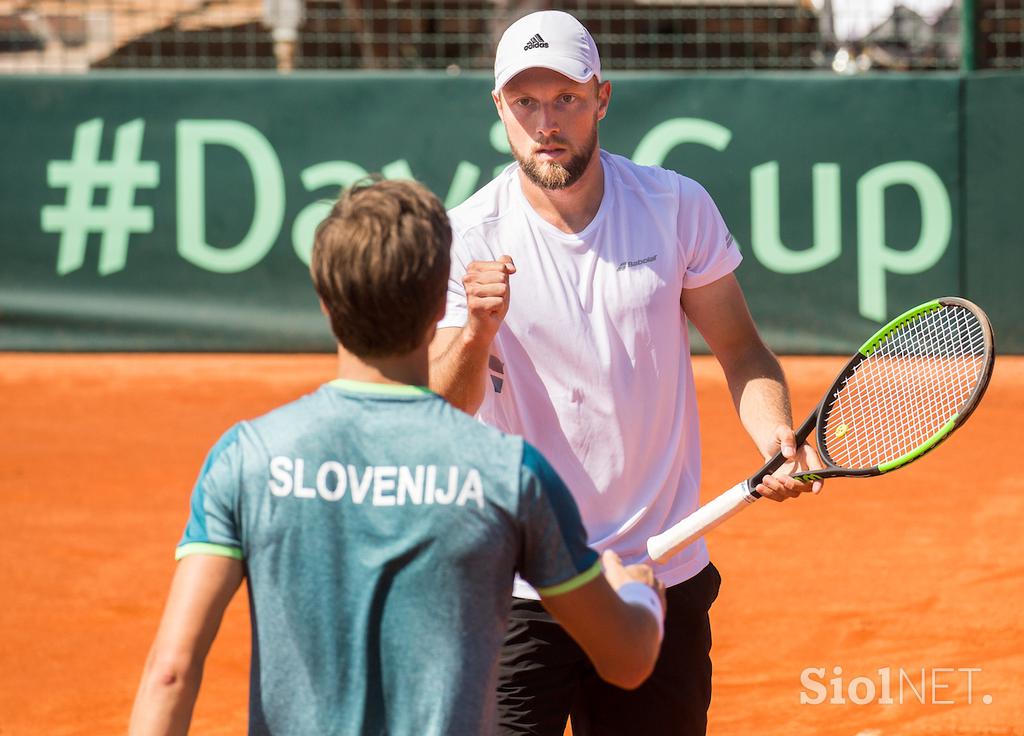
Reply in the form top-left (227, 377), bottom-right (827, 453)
top-left (540, 550), bottom-right (665, 690)
top-left (429, 256), bottom-right (515, 414)
top-left (129, 555), bottom-right (243, 736)
top-left (681, 273), bottom-right (823, 501)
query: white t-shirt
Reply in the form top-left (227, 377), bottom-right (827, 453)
top-left (440, 150), bottom-right (742, 595)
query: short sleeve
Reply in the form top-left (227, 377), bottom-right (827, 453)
top-left (677, 178), bottom-right (743, 289)
top-left (437, 227), bottom-right (470, 330)
top-left (517, 443), bottom-right (601, 596)
top-left (176, 425), bottom-right (244, 561)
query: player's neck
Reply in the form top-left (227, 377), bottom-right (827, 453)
top-left (335, 343), bottom-right (430, 388)
top-left (518, 148), bottom-right (604, 234)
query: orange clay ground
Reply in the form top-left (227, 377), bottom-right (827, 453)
top-left (1, 355), bottom-right (1021, 736)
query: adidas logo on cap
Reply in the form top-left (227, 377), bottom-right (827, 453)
top-left (523, 33), bottom-right (549, 51)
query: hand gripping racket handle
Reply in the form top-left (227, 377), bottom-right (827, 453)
top-left (646, 482), bottom-right (759, 564)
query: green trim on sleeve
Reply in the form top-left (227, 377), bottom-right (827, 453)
top-left (535, 559), bottom-right (603, 598)
top-left (175, 542), bottom-right (243, 561)
top-left (328, 379), bottom-right (433, 397)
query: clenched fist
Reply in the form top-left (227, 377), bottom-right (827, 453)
top-left (463, 255), bottom-right (516, 343)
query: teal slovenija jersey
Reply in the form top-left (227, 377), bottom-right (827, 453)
top-left (177, 379), bottom-right (600, 736)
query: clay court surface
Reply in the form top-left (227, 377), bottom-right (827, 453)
top-left (1, 354), bottom-right (1021, 735)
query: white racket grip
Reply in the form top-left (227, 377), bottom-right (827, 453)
top-left (647, 482), bottom-right (759, 564)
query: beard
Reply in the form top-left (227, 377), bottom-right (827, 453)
top-left (510, 124), bottom-right (599, 190)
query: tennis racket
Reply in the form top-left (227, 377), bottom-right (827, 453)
top-left (647, 297), bottom-right (995, 564)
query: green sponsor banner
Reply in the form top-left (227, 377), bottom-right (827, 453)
top-left (0, 74), bottom-right (974, 352)
top-left (964, 73), bottom-right (1024, 354)
top-left (612, 74), bottom-right (961, 353)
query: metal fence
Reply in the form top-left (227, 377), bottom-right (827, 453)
top-left (979, 0), bottom-right (1024, 67)
top-left (0, 0), bottom-right (1020, 73)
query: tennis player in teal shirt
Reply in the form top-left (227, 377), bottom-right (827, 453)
top-left (129, 179), bottom-right (666, 736)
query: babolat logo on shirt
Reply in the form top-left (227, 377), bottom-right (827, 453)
top-left (488, 354), bottom-right (505, 394)
top-left (616, 254), bottom-right (658, 271)
top-left (523, 34), bottom-right (549, 50)
top-left (267, 457), bottom-right (485, 508)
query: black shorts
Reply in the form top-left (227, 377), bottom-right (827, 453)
top-left (496, 562), bottom-right (722, 736)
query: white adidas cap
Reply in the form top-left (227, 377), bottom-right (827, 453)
top-left (494, 11), bottom-right (602, 93)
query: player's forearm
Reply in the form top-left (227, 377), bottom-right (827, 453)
top-left (722, 345), bottom-right (793, 459)
top-left (590, 602), bottom-right (662, 690)
top-left (129, 653), bottom-right (202, 736)
top-left (542, 557), bottom-right (664, 691)
top-left (429, 327), bottom-right (491, 414)
top-left (547, 599), bottom-right (660, 691)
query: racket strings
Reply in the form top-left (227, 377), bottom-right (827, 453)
top-left (823, 305), bottom-right (987, 470)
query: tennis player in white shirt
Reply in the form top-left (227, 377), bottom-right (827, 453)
top-left (429, 11), bottom-right (822, 735)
